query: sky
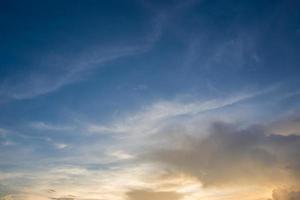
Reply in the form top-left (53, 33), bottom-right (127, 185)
top-left (0, 0), bottom-right (300, 200)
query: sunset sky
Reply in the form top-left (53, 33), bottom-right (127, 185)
top-left (0, 0), bottom-right (300, 200)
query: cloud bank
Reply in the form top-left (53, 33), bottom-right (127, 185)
top-left (144, 121), bottom-right (300, 190)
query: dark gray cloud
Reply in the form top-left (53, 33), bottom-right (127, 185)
top-left (145, 121), bottom-right (300, 187)
top-left (126, 189), bottom-right (182, 200)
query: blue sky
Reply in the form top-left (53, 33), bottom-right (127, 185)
top-left (0, 0), bottom-right (300, 200)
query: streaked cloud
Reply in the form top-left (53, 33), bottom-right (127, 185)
top-left (0, 20), bottom-right (162, 101)
top-left (0, 45), bottom-right (148, 100)
top-left (87, 91), bottom-right (263, 136)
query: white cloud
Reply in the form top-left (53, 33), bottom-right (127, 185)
top-left (107, 150), bottom-right (134, 160)
top-left (53, 143), bottom-right (69, 150)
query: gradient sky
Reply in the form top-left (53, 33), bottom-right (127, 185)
top-left (0, 0), bottom-right (300, 200)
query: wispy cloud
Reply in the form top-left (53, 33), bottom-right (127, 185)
top-left (0, 45), bottom-right (150, 100)
top-left (86, 90), bottom-right (265, 136)
top-left (0, 0), bottom-right (204, 102)
top-left (0, 16), bottom-right (166, 101)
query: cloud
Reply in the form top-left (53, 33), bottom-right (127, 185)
top-left (0, 172), bottom-right (24, 181)
top-left (107, 150), bottom-right (134, 160)
top-left (50, 196), bottom-right (75, 200)
top-left (126, 189), bottom-right (182, 200)
top-left (0, 163), bottom-right (160, 200)
top-left (0, 194), bottom-right (49, 200)
top-left (88, 91), bottom-right (261, 136)
top-left (0, 45), bottom-right (145, 100)
top-left (0, 0), bottom-right (203, 101)
top-left (268, 114), bottom-right (300, 136)
top-left (1, 92), bottom-right (296, 200)
top-left (53, 143), bottom-right (69, 150)
top-left (272, 189), bottom-right (300, 200)
top-left (0, 11), bottom-right (166, 101)
top-left (145, 121), bottom-right (300, 188)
